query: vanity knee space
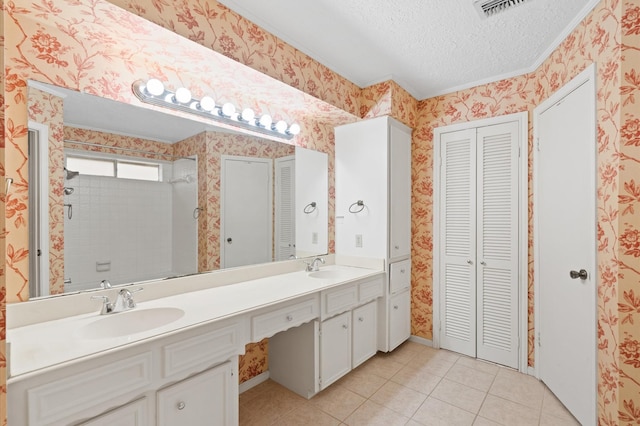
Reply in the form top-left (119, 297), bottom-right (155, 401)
top-left (268, 275), bottom-right (384, 398)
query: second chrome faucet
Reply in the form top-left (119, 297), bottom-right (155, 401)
top-left (305, 257), bottom-right (325, 272)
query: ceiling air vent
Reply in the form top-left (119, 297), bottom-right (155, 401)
top-left (473, 0), bottom-right (528, 18)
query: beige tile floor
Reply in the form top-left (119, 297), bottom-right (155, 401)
top-left (239, 342), bottom-right (580, 426)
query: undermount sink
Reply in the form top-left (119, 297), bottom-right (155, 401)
top-left (78, 307), bottom-right (185, 339)
top-left (308, 270), bottom-right (348, 280)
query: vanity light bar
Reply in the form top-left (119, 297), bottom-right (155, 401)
top-left (132, 79), bottom-right (301, 140)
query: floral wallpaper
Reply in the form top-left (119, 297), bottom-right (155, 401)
top-left (411, 0), bottom-right (639, 423)
top-left (0, 0), bottom-right (6, 419)
top-left (2, 0), bottom-right (640, 424)
top-left (617, 0), bottom-right (640, 422)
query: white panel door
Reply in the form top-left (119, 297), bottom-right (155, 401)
top-left (320, 311), bottom-right (351, 389)
top-left (275, 156), bottom-right (295, 261)
top-left (157, 361), bottom-right (236, 426)
top-left (476, 122), bottom-right (520, 369)
top-left (221, 156), bottom-right (272, 268)
top-left (439, 128), bottom-right (477, 358)
top-left (536, 74), bottom-right (596, 425)
top-left (352, 301), bottom-right (377, 368)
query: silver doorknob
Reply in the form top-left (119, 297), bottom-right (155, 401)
top-left (569, 269), bottom-right (588, 280)
top-left (466, 260), bottom-right (473, 264)
top-left (177, 401), bottom-right (185, 410)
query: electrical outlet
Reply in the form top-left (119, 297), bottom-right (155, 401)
top-left (355, 234), bottom-right (363, 248)
top-left (312, 232), bottom-right (318, 244)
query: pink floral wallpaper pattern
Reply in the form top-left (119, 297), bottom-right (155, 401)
top-left (1, 0), bottom-right (639, 423)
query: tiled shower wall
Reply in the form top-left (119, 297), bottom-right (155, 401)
top-left (63, 171), bottom-right (197, 291)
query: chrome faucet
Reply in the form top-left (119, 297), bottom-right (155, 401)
top-left (91, 287), bottom-right (143, 315)
top-left (305, 257), bottom-right (325, 272)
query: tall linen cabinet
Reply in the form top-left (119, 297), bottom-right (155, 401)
top-left (335, 116), bottom-right (412, 352)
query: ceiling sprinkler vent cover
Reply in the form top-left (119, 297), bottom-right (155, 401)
top-left (473, 0), bottom-right (528, 18)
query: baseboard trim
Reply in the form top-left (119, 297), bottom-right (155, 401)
top-left (239, 371), bottom-right (270, 394)
top-left (409, 335), bottom-right (433, 347)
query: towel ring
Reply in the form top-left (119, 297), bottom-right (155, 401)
top-left (304, 202), bottom-right (317, 214)
top-left (349, 200), bottom-right (365, 213)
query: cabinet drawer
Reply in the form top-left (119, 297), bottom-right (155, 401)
top-left (252, 297), bottom-right (318, 341)
top-left (321, 283), bottom-right (358, 319)
top-left (163, 321), bottom-right (244, 379)
top-left (358, 276), bottom-right (384, 303)
top-left (389, 259), bottom-right (411, 293)
top-left (27, 352), bottom-right (152, 426)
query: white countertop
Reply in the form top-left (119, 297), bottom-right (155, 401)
top-left (8, 263), bottom-right (384, 379)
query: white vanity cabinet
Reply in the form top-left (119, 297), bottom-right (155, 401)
top-left (8, 318), bottom-right (247, 426)
top-left (268, 275), bottom-right (384, 398)
top-left (335, 116), bottom-right (413, 352)
top-left (157, 361), bottom-right (236, 426)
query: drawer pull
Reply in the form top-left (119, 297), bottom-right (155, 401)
top-left (393, 305), bottom-right (399, 310)
top-left (286, 314), bottom-right (293, 321)
top-left (342, 324), bottom-right (348, 329)
top-left (358, 317), bottom-right (364, 322)
top-left (177, 401), bottom-right (186, 410)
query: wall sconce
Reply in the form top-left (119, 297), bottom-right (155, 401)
top-left (132, 79), bottom-right (301, 140)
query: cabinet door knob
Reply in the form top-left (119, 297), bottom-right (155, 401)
top-left (400, 269), bottom-right (405, 273)
top-left (286, 314), bottom-right (293, 321)
top-left (393, 305), bottom-right (399, 310)
top-left (177, 401), bottom-right (186, 410)
top-left (358, 317), bottom-right (364, 322)
top-left (395, 245), bottom-right (400, 249)
top-left (342, 324), bottom-right (348, 329)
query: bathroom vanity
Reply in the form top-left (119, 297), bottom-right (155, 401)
top-left (7, 259), bottom-right (386, 425)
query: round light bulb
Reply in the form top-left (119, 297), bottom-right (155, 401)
top-left (241, 108), bottom-right (255, 122)
top-left (199, 96), bottom-right (216, 112)
top-left (258, 114), bottom-right (272, 128)
top-left (287, 123), bottom-right (301, 135)
top-left (274, 120), bottom-right (288, 133)
top-left (221, 102), bottom-right (236, 117)
top-left (145, 79), bottom-right (165, 97)
top-left (174, 87), bottom-right (192, 104)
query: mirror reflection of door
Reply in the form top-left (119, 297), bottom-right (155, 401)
top-left (27, 124), bottom-right (51, 298)
top-left (275, 156), bottom-right (295, 261)
top-left (221, 156), bottom-right (273, 268)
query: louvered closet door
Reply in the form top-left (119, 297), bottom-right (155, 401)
top-left (276, 157), bottom-right (295, 261)
top-left (476, 122), bottom-right (519, 369)
top-left (439, 128), bottom-right (477, 358)
top-left (439, 122), bottom-right (519, 368)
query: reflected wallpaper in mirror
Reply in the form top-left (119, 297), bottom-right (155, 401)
top-left (27, 81), bottom-right (329, 299)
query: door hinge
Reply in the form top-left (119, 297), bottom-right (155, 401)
top-left (537, 332), bottom-right (541, 347)
top-left (536, 137), bottom-right (541, 152)
top-left (318, 377), bottom-right (322, 385)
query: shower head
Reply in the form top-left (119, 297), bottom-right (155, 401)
top-left (64, 187), bottom-right (74, 195)
top-left (64, 167), bottom-right (79, 180)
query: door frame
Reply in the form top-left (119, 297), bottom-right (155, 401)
top-left (533, 64), bottom-right (597, 408)
top-left (432, 111), bottom-right (529, 373)
top-left (220, 155), bottom-right (273, 269)
top-left (28, 121), bottom-right (51, 298)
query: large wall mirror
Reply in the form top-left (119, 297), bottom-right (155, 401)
top-left (26, 81), bottom-right (329, 299)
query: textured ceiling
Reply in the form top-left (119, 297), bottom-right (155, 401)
top-left (219, 0), bottom-right (599, 99)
